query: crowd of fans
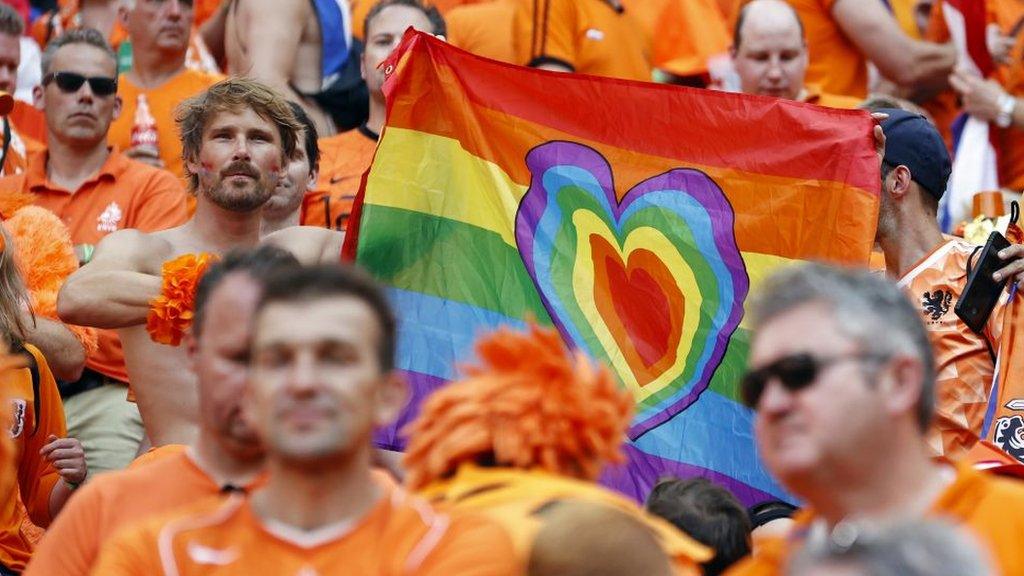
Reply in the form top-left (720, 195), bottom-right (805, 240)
top-left (0, 0), bottom-right (1021, 574)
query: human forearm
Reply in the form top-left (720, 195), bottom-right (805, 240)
top-left (896, 42), bottom-right (957, 90)
top-left (48, 478), bottom-right (75, 520)
top-left (57, 271), bottom-right (161, 329)
top-left (21, 317), bottom-right (86, 382)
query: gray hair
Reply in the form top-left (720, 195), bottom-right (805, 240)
top-left (786, 520), bottom-right (993, 576)
top-left (748, 262), bottom-right (936, 432)
top-left (0, 3), bottom-right (24, 37)
top-left (41, 28), bottom-right (117, 77)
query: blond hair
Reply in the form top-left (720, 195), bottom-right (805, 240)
top-left (175, 78), bottom-right (302, 194)
top-left (0, 225), bottom-right (31, 347)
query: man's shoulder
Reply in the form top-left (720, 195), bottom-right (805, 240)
top-left (115, 155), bottom-right (185, 190)
top-left (262, 225), bottom-right (344, 264)
top-left (80, 450), bottom-right (195, 501)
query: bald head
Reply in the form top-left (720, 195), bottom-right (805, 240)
top-left (734, 0), bottom-right (805, 50)
top-left (732, 0), bottom-right (809, 100)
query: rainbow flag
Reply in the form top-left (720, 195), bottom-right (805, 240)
top-left (349, 31), bottom-right (880, 505)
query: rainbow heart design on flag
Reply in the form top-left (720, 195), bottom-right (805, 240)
top-left (516, 141), bottom-right (750, 439)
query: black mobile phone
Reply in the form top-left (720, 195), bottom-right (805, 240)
top-left (955, 231), bottom-right (1012, 333)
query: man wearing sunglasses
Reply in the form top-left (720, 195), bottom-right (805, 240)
top-left (727, 263), bottom-right (1024, 576)
top-left (0, 28), bottom-right (189, 479)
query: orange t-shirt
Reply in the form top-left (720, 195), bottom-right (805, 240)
top-left (726, 463), bottom-right (1024, 576)
top-left (786, 0), bottom-right (869, 98)
top-left (446, 0), bottom-right (516, 64)
top-left (108, 70), bottom-right (223, 181)
top-left (512, 0), bottom-right (653, 82)
top-left (0, 344), bottom-right (65, 572)
top-left (23, 449), bottom-right (265, 576)
top-left (897, 238), bottom-right (1006, 460)
top-left (621, 0), bottom-right (730, 77)
top-left (302, 126), bottom-right (378, 231)
top-left (1, 150), bottom-right (189, 383)
top-left (91, 481), bottom-right (518, 576)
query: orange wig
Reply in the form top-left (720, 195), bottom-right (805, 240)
top-left (403, 324), bottom-right (634, 490)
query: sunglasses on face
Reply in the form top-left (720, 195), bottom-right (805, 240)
top-left (42, 72), bottom-right (118, 97)
top-left (740, 352), bottom-right (889, 409)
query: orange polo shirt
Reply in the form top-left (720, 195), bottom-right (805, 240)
top-left (0, 150), bottom-right (189, 383)
top-left (512, 0), bottom-right (653, 82)
top-left (23, 449), bottom-right (266, 576)
top-left (726, 464), bottom-right (1024, 576)
top-left (0, 344), bottom-right (66, 572)
top-left (91, 481), bottom-right (517, 576)
top-left (302, 126), bottom-right (378, 231)
top-left (786, 0), bottom-right (868, 98)
top-left (447, 0), bottom-right (517, 63)
top-left (621, 0), bottom-right (730, 77)
top-left (108, 69), bottom-right (223, 181)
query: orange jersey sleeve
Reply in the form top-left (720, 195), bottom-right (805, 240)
top-left (899, 239), bottom-right (1005, 459)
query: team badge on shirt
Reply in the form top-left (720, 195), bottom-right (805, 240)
top-left (921, 290), bottom-right (952, 323)
top-left (9, 399), bottom-right (26, 438)
top-left (97, 201), bottom-right (124, 233)
top-left (994, 415), bottom-right (1024, 463)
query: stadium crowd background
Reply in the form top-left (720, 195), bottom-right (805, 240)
top-left (0, 0), bottom-right (1022, 574)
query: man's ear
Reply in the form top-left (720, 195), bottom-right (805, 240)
top-left (373, 371), bottom-right (408, 427)
top-left (878, 355), bottom-right (925, 423)
top-left (32, 84), bottom-right (44, 110)
top-left (891, 164), bottom-right (913, 199)
top-left (307, 167), bottom-right (319, 192)
top-left (112, 94), bottom-right (123, 121)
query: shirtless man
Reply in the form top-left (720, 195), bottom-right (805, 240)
top-left (57, 77), bottom-right (343, 448)
top-left (220, 0), bottom-right (360, 137)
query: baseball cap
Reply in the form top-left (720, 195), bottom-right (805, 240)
top-left (878, 108), bottom-right (951, 201)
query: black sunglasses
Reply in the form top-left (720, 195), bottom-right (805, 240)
top-left (43, 72), bottom-right (118, 97)
top-left (740, 352), bottom-right (889, 409)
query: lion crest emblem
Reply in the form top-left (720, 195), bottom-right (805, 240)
top-left (994, 415), bottom-right (1024, 463)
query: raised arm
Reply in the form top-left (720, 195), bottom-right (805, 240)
top-left (57, 230), bottom-right (162, 330)
top-left (832, 0), bottom-right (956, 91)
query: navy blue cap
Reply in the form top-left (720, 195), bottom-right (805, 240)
top-left (878, 108), bottom-right (951, 201)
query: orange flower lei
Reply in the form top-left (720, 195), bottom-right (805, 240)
top-left (146, 253), bottom-right (218, 346)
